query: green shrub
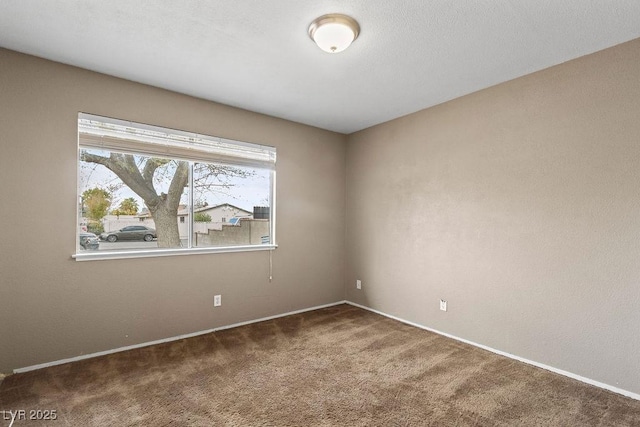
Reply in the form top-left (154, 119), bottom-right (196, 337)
top-left (194, 212), bottom-right (212, 222)
top-left (87, 221), bottom-right (104, 235)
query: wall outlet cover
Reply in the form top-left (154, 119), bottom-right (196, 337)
top-left (440, 299), bottom-right (447, 311)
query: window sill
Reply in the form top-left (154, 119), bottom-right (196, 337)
top-left (72, 244), bottom-right (277, 261)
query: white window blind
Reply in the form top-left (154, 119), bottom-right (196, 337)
top-left (78, 113), bottom-right (276, 169)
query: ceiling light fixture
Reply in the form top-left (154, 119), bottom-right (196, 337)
top-left (308, 14), bottom-right (360, 53)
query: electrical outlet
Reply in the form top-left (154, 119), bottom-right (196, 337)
top-left (440, 299), bottom-right (447, 312)
top-left (356, 279), bottom-right (362, 290)
top-left (214, 295), bottom-right (222, 307)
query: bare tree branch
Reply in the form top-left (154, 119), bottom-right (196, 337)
top-left (143, 158), bottom-right (169, 184)
top-left (82, 151), bottom-right (160, 206)
top-left (167, 161), bottom-right (189, 208)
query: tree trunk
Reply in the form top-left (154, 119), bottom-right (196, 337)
top-left (147, 161), bottom-right (189, 248)
top-left (151, 203), bottom-right (182, 248)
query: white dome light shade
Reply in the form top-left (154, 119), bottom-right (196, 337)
top-left (313, 23), bottom-right (355, 53)
top-left (308, 14), bottom-right (360, 53)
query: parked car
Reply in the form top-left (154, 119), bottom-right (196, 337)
top-left (79, 232), bottom-right (100, 250)
top-left (100, 226), bottom-right (157, 242)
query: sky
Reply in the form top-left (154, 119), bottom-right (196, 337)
top-left (79, 150), bottom-right (271, 214)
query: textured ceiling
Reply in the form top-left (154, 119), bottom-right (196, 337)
top-left (1, 1), bottom-right (639, 134)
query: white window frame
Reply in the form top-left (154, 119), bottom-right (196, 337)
top-left (74, 113), bottom-right (277, 261)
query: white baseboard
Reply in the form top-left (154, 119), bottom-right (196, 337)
top-left (13, 301), bottom-right (346, 374)
top-left (345, 300), bottom-right (640, 401)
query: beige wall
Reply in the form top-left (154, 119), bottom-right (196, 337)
top-left (346, 38), bottom-right (640, 395)
top-left (0, 48), bottom-right (346, 373)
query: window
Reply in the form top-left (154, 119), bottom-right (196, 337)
top-left (76, 113), bottom-right (276, 260)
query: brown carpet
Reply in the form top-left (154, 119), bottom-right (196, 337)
top-left (1, 304), bottom-right (639, 426)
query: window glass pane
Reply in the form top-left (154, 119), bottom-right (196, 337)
top-left (76, 114), bottom-right (275, 258)
top-left (79, 148), bottom-right (189, 252)
top-left (192, 162), bottom-right (271, 247)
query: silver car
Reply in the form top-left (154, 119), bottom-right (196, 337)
top-left (100, 226), bottom-right (157, 242)
top-left (79, 232), bottom-right (100, 250)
